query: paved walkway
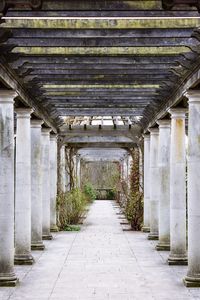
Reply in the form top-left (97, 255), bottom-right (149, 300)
top-left (1, 200), bottom-right (200, 300)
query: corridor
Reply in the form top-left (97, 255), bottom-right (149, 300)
top-left (0, 201), bottom-right (199, 300)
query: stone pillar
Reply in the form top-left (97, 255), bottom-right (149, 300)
top-left (50, 133), bottom-right (59, 232)
top-left (184, 91), bottom-right (200, 286)
top-left (0, 91), bottom-right (18, 286)
top-left (60, 145), bottom-right (66, 192)
top-left (148, 128), bottom-right (159, 240)
top-left (41, 128), bottom-right (53, 240)
top-left (15, 108), bottom-right (34, 265)
top-left (156, 120), bottom-right (171, 251)
top-left (168, 108), bottom-right (187, 265)
top-left (31, 119), bottom-right (45, 250)
top-left (142, 134), bottom-right (150, 233)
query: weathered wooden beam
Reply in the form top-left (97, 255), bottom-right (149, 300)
top-left (43, 88), bottom-right (158, 94)
top-left (10, 55), bottom-right (181, 67)
top-left (3, 17), bottom-right (200, 29)
top-left (29, 69), bottom-right (172, 76)
top-left (56, 109), bottom-right (144, 116)
top-left (21, 63), bottom-right (178, 70)
top-left (6, 9), bottom-right (200, 18)
top-left (46, 96), bottom-right (154, 102)
top-left (9, 28), bottom-right (194, 38)
top-left (12, 46), bottom-right (190, 55)
top-left (42, 83), bottom-right (161, 89)
top-left (7, 37), bottom-right (197, 47)
top-left (38, 80), bottom-right (168, 86)
top-left (24, 74), bottom-right (176, 80)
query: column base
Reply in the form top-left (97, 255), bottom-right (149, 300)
top-left (148, 233), bottom-right (158, 240)
top-left (168, 255), bottom-right (188, 265)
top-left (0, 274), bottom-right (18, 287)
top-left (183, 276), bottom-right (200, 287)
top-left (42, 234), bottom-right (53, 240)
top-left (142, 226), bottom-right (150, 233)
top-left (50, 225), bottom-right (59, 232)
top-left (14, 254), bottom-right (34, 265)
top-left (156, 243), bottom-right (170, 251)
top-left (31, 242), bottom-right (45, 251)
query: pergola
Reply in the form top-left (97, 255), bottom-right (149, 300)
top-left (0, 0), bottom-right (200, 133)
top-left (1, 0), bottom-right (200, 289)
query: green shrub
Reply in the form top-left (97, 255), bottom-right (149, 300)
top-left (83, 182), bottom-right (97, 202)
top-left (63, 225), bottom-right (81, 232)
top-left (106, 189), bottom-right (116, 200)
top-left (57, 189), bottom-right (87, 229)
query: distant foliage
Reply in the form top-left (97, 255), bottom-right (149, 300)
top-left (83, 182), bottom-right (97, 202)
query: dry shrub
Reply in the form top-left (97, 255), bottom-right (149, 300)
top-left (57, 189), bottom-right (87, 229)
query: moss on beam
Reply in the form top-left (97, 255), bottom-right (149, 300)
top-left (43, 84), bottom-right (160, 89)
top-left (3, 18), bottom-right (200, 29)
top-left (12, 46), bottom-right (189, 56)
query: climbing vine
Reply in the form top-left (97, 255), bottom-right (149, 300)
top-left (120, 147), bottom-right (144, 231)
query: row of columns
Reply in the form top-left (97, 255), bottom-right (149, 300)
top-left (0, 91), bottom-right (62, 286)
top-left (143, 91), bottom-right (200, 287)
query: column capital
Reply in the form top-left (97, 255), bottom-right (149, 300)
top-left (50, 133), bottom-right (57, 141)
top-left (143, 133), bottom-right (150, 140)
top-left (0, 90), bottom-right (17, 103)
top-left (185, 89), bottom-right (200, 104)
top-left (31, 119), bottom-right (43, 128)
top-left (41, 127), bottom-right (51, 135)
top-left (148, 127), bottom-right (159, 135)
top-left (15, 107), bottom-right (33, 119)
top-left (157, 119), bottom-right (171, 128)
top-left (168, 108), bottom-right (187, 119)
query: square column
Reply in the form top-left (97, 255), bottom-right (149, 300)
top-left (0, 91), bottom-right (18, 286)
top-left (41, 128), bottom-right (53, 240)
top-left (168, 108), bottom-right (187, 265)
top-left (142, 134), bottom-right (150, 233)
top-left (15, 108), bottom-right (34, 265)
top-left (184, 91), bottom-right (200, 287)
top-left (50, 133), bottom-right (59, 232)
top-left (148, 128), bottom-right (159, 240)
top-left (156, 120), bottom-right (171, 251)
top-left (31, 119), bottom-right (45, 250)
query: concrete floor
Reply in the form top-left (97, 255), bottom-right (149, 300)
top-left (1, 200), bottom-right (200, 300)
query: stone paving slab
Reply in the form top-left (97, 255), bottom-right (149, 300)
top-left (0, 200), bottom-right (200, 300)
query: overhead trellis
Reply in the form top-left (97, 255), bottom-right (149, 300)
top-left (0, 0), bottom-right (200, 130)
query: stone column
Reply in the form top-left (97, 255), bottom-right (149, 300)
top-left (168, 108), bottom-right (187, 265)
top-left (148, 128), bottom-right (159, 240)
top-left (0, 91), bottom-right (18, 286)
top-left (184, 91), bottom-right (200, 286)
top-left (60, 145), bottom-right (66, 192)
top-left (15, 108), bottom-right (34, 265)
top-left (50, 133), bottom-right (59, 232)
top-left (156, 120), bottom-right (171, 251)
top-left (41, 128), bottom-right (52, 240)
top-left (142, 134), bottom-right (150, 233)
top-left (31, 119), bottom-right (45, 250)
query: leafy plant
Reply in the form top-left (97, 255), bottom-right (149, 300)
top-left (106, 189), bottom-right (116, 200)
top-left (122, 147), bottom-right (144, 231)
top-left (83, 182), bottom-right (97, 202)
top-left (63, 225), bottom-right (81, 232)
top-left (57, 189), bottom-right (87, 229)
